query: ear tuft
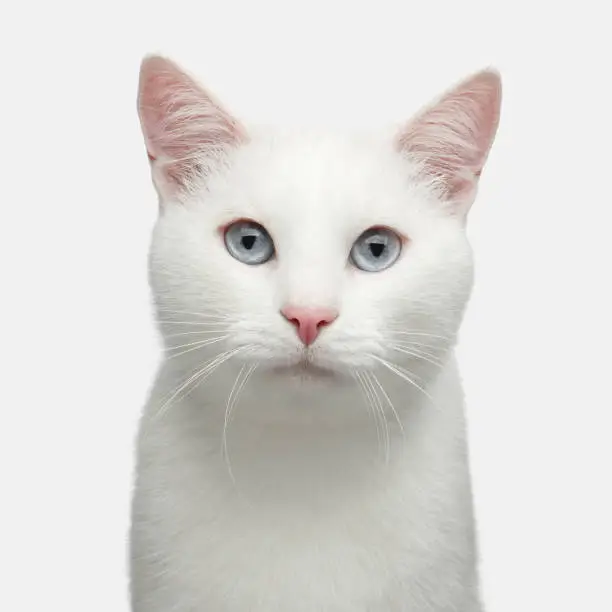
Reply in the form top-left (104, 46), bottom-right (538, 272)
top-left (137, 55), bottom-right (247, 200)
top-left (396, 69), bottom-right (502, 212)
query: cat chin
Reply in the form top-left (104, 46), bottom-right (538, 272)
top-left (262, 356), bottom-right (351, 385)
top-left (270, 361), bottom-right (335, 378)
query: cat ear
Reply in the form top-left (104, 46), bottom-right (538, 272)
top-left (137, 55), bottom-right (247, 201)
top-left (396, 69), bottom-right (501, 214)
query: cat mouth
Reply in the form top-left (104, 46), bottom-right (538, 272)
top-left (269, 357), bottom-right (338, 379)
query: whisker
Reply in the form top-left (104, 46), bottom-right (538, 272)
top-left (157, 320), bottom-right (233, 327)
top-left (353, 371), bottom-right (382, 459)
top-left (222, 365), bottom-right (247, 487)
top-left (386, 330), bottom-right (451, 341)
top-left (392, 340), bottom-right (445, 356)
top-left (391, 339), bottom-right (448, 353)
top-left (222, 361), bottom-right (257, 487)
top-left (389, 345), bottom-right (444, 369)
top-left (364, 371), bottom-right (390, 464)
top-left (164, 330), bottom-right (231, 339)
top-left (226, 362), bottom-right (257, 430)
top-left (154, 307), bottom-right (231, 319)
top-left (165, 336), bottom-right (228, 353)
top-left (355, 370), bottom-right (388, 464)
top-left (393, 342), bottom-right (444, 361)
top-left (369, 354), bottom-right (434, 403)
top-left (154, 347), bottom-right (240, 420)
top-left (371, 372), bottom-right (405, 441)
top-left (167, 347), bottom-right (250, 417)
top-left (165, 336), bottom-right (228, 360)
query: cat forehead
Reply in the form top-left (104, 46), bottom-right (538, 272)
top-left (238, 132), bottom-right (407, 192)
top-left (208, 131), bottom-right (430, 225)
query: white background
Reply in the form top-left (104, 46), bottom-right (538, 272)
top-left (1, 2), bottom-right (611, 611)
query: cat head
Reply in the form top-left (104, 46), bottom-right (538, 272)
top-left (137, 56), bottom-right (501, 383)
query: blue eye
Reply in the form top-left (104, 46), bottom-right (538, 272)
top-left (350, 227), bottom-right (402, 272)
top-left (224, 221), bottom-right (275, 265)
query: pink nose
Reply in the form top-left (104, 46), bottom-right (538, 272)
top-left (281, 306), bottom-right (339, 346)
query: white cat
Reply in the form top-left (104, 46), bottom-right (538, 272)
top-left (130, 55), bottom-right (501, 612)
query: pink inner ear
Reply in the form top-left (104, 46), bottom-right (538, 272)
top-left (138, 56), bottom-right (246, 191)
top-left (397, 70), bottom-right (501, 203)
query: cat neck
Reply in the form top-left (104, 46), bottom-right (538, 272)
top-left (149, 355), bottom-right (461, 512)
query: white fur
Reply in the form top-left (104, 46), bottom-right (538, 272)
top-left (131, 60), bottom-right (499, 612)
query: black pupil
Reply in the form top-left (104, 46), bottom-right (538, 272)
top-left (369, 242), bottom-right (385, 258)
top-left (242, 234), bottom-right (257, 250)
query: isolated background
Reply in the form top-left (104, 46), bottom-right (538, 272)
top-left (1, 2), bottom-right (611, 611)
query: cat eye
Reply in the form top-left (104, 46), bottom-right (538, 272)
top-left (350, 227), bottom-right (402, 272)
top-left (224, 220), bottom-right (275, 265)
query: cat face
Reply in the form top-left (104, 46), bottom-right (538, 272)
top-left (138, 57), bottom-right (500, 381)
